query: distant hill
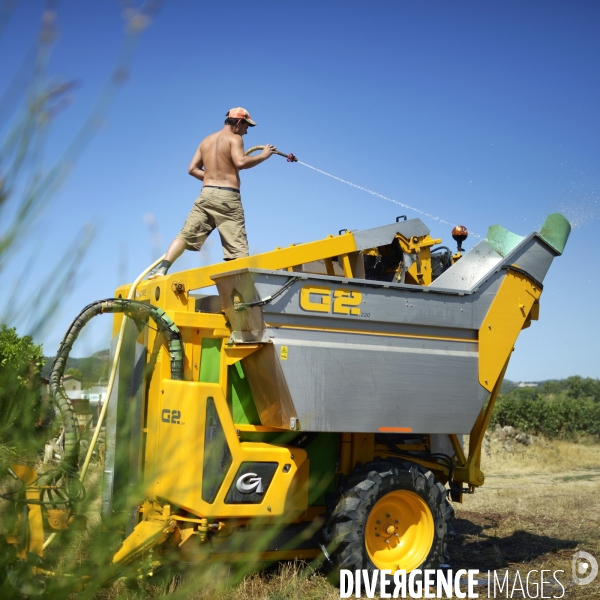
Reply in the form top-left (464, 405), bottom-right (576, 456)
top-left (42, 349), bottom-right (109, 388)
top-left (500, 379), bottom-right (519, 393)
top-left (500, 376), bottom-right (600, 403)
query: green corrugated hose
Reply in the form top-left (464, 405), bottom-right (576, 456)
top-left (44, 256), bottom-right (185, 549)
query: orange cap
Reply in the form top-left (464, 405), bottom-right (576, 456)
top-left (227, 107), bottom-right (256, 126)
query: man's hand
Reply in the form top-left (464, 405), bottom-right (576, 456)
top-left (261, 144), bottom-right (278, 158)
top-left (232, 140), bottom-right (278, 170)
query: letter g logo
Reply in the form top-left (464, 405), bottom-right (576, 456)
top-left (236, 473), bottom-right (263, 494)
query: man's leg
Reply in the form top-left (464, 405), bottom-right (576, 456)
top-left (148, 238), bottom-right (186, 279)
top-left (149, 190), bottom-right (215, 279)
top-left (212, 190), bottom-right (249, 260)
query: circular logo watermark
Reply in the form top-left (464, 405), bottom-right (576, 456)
top-left (572, 551), bottom-right (598, 586)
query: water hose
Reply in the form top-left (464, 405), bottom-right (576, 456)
top-left (234, 276), bottom-right (301, 311)
top-left (245, 145), bottom-right (298, 162)
top-left (44, 256), bottom-right (184, 549)
top-left (79, 255), bottom-right (165, 482)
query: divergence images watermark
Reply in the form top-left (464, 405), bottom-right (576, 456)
top-left (572, 551), bottom-right (598, 586)
top-left (338, 552), bottom-right (598, 598)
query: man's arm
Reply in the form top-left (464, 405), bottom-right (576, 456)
top-left (230, 137), bottom-right (277, 170)
top-left (188, 144), bottom-right (205, 180)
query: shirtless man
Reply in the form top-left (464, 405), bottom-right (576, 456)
top-left (149, 107), bottom-right (277, 278)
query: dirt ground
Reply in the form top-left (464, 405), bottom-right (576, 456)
top-left (447, 434), bottom-right (600, 599)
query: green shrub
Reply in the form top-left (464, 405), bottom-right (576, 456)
top-left (490, 394), bottom-right (600, 438)
top-left (0, 324), bottom-right (45, 453)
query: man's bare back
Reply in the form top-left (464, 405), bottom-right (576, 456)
top-left (188, 121), bottom-right (277, 189)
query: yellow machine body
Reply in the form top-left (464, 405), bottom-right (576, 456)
top-left (105, 217), bottom-right (555, 564)
top-left (4, 214), bottom-right (569, 579)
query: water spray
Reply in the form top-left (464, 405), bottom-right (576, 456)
top-left (297, 161), bottom-right (479, 238)
top-left (247, 145), bottom-right (477, 238)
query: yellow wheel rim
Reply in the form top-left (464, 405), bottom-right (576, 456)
top-left (365, 489), bottom-right (434, 573)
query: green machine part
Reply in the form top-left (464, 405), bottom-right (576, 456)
top-left (229, 361), bottom-right (261, 425)
top-left (198, 338), bottom-right (337, 506)
top-left (486, 212), bottom-right (571, 258)
top-left (539, 213), bottom-right (571, 255)
top-left (199, 338), bottom-right (221, 384)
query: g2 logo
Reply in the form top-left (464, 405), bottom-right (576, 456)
top-left (299, 286), bottom-right (362, 315)
top-left (161, 409), bottom-right (181, 424)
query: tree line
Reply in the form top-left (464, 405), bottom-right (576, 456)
top-left (491, 377), bottom-right (600, 438)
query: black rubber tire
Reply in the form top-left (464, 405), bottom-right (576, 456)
top-left (322, 460), bottom-right (454, 582)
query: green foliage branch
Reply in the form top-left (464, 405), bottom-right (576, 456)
top-left (491, 381), bottom-right (600, 438)
top-left (0, 323), bottom-right (45, 453)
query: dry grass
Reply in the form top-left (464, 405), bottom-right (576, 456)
top-left (450, 435), bottom-right (600, 598)
top-left (97, 562), bottom-right (340, 600)
top-left (19, 436), bottom-right (600, 599)
top-left (481, 434), bottom-right (600, 474)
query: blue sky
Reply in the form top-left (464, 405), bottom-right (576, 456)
top-left (1, 1), bottom-right (598, 381)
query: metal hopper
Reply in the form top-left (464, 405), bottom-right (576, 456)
top-left (212, 214), bottom-right (570, 434)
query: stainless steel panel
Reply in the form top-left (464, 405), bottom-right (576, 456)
top-left (265, 313), bottom-right (477, 342)
top-left (250, 271), bottom-right (502, 331)
top-left (505, 236), bottom-right (558, 284)
top-left (429, 241), bottom-right (502, 291)
top-left (267, 325), bottom-right (478, 352)
top-left (353, 219), bottom-right (431, 251)
top-left (213, 224), bottom-right (558, 435)
top-left (239, 322), bottom-right (485, 433)
top-left (430, 434), bottom-right (462, 457)
top-left (212, 270), bottom-right (266, 342)
top-left (241, 344), bottom-right (298, 428)
top-left (273, 336), bottom-right (486, 433)
top-left (295, 259), bottom-right (345, 276)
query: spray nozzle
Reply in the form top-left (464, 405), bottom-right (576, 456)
top-left (286, 153), bottom-right (298, 163)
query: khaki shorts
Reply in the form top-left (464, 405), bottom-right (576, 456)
top-left (176, 187), bottom-right (249, 260)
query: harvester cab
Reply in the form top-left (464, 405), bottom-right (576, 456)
top-left (2, 212), bottom-right (571, 590)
